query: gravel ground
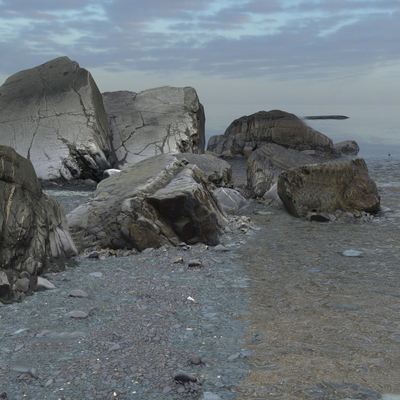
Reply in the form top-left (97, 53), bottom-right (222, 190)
top-left (0, 175), bottom-right (258, 399)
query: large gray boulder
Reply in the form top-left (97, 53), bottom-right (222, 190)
top-left (277, 158), bottom-right (380, 218)
top-left (67, 154), bottom-right (228, 252)
top-left (103, 87), bottom-right (205, 168)
top-left (0, 146), bottom-right (77, 302)
top-left (0, 57), bottom-right (114, 181)
top-left (207, 110), bottom-right (337, 158)
top-left (175, 153), bottom-right (233, 187)
top-left (247, 143), bottom-right (320, 197)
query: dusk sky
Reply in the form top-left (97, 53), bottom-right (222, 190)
top-left (1, 0), bottom-right (399, 118)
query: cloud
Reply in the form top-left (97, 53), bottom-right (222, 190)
top-left (0, 0), bottom-right (399, 89)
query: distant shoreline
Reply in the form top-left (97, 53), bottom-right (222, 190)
top-left (304, 115), bottom-right (349, 120)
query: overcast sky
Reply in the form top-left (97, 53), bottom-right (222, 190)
top-left (1, 0), bottom-right (399, 111)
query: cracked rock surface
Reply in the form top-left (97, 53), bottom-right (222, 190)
top-left (67, 154), bottom-right (229, 253)
top-left (102, 87), bottom-right (205, 168)
top-left (0, 57), bottom-right (114, 181)
top-left (0, 146), bottom-right (77, 303)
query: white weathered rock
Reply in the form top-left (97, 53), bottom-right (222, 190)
top-left (68, 154), bottom-right (228, 252)
top-left (102, 87), bottom-right (205, 168)
top-left (0, 57), bottom-right (114, 181)
top-left (37, 277), bottom-right (57, 290)
top-left (213, 187), bottom-right (250, 214)
top-left (277, 158), bottom-right (381, 218)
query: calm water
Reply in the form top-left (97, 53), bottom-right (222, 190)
top-left (204, 104), bottom-right (399, 156)
top-left (233, 155), bottom-right (400, 399)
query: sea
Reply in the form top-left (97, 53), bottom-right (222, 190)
top-left (204, 104), bottom-right (399, 157)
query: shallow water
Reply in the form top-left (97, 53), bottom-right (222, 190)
top-left (236, 155), bottom-right (400, 399)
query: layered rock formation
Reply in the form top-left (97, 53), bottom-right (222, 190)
top-left (103, 87), bottom-right (205, 168)
top-left (207, 110), bottom-right (337, 158)
top-left (0, 57), bottom-right (114, 181)
top-left (246, 143), bottom-right (320, 197)
top-left (175, 153), bottom-right (233, 188)
top-left (277, 158), bottom-right (380, 218)
top-left (67, 154), bottom-right (228, 252)
top-left (0, 146), bottom-right (77, 302)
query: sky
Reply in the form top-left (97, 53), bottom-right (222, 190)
top-left (0, 0), bottom-right (399, 151)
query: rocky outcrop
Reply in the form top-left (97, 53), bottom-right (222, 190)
top-left (0, 146), bottom-right (77, 302)
top-left (103, 87), bottom-right (205, 168)
top-left (207, 110), bottom-right (337, 158)
top-left (0, 57), bottom-right (114, 181)
top-left (334, 140), bottom-right (360, 156)
top-left (67, 154), bottom-right (228, 252)
top-left (213, 188), bottom-right (252, 215)
top-left (277, 158), bottom-right (380, 218)
top-left (246, 143), bottom-right (320, 197)
top-left (175, 153), bottom-right (233, 187)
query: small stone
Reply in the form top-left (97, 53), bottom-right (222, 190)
top-left (89, 272), bottom-right (103, 277)
top-left (173, 256), bottom-right (184, 264)
top-left (69, 289), bottom-right (89, 298)
top-left (0, 391), bottom-right (7, 399)
top-left (142, 248), bottom-right (154, 254)
top-left (45, 378), bottom-right (53, 387)
top-left (108, 343), bottom-right (120, 351)
top-left (189, 354), bottom-right (203, 365)
top-left (162, 386), bottom-right (172, 393)
top-left (29, 368), bottom-right (39, 379)
top-left (174, 370), bottom-right (197, 383)
top-left (86, 251), bottom-right (100, 258)
top-left (37, 277), bottom-right (56, 290)
top-left (341, 250), bottom-right (363, 257)
top-left (212, 245), bottom-right (229, 252)
top-left (65, 310), bottom-right (88, 319)
top-left (188, 259), bottom-right (202, 268)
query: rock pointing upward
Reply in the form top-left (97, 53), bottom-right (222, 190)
top-left (0, 57), bottom-right (114, 181)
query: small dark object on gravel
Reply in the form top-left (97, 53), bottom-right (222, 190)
top-left (189, 353), bottom-right (203, 365)
top-left (0, 392), bottom-right (7, 399)
top-left (188, 259), bottom-right (202, 268)
top-left (174, 370), bottom-right (197, 383)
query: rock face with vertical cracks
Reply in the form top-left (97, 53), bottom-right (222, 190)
top-left (0, 57), bottom-right (114, 181)
top-left (67, 154), bottom-right (228, 253)
top-left (0, 146), bottom-right (77, 302)
top-left (207, 110), bottom-right (338, 158)
top-left (277, 158), bottom-right (381, 218)
top-left (102, 87), bottom-right (205, 168)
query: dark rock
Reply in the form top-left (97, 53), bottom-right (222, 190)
top-left (207, 110), bottom-right (337, 158)
top-left (68, 154), bottom-right (228, 252)
top-left (174, 370), bottom-right (197, 383)
top-left (189, 354), bottom-right (203, 365)
top-left (0, 146), bottom-right (77, 301)
top-left (0, 57), bottom-right (114, 181)
top-left (277, 158), bottom-right (381, 218)
top-left (304, 115), bottom-right (349, 120)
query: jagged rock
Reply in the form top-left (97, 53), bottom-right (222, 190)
top-left (102, 87), bottom-right (205, 168)
top-left (213, 187), bottom-right (251, 214)
top-left (207, 110), bottom-right (338, 158)
top-left (277, 158), bottom-right (380, 218)
top-left (0, 146), bottom-right (77, 301)
top-left (0, 57), bottom-right (114, 181)
top-left (246, 143), bottom-right (320, 197)
top-left (175, 153), bottom-right (233, 187)
top-left (333, 140), bottom-right (360, 155)
top-left (67, 154), bottom-right (228, 253)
